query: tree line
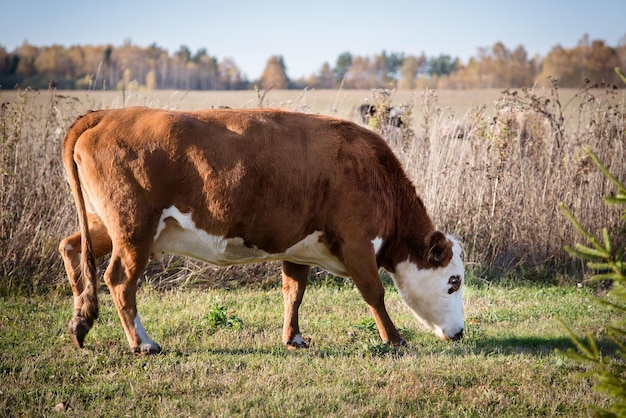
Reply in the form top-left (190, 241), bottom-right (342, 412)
top-left (0, 34), bottom-right (624, 91)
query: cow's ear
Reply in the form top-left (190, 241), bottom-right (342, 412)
top-left (425, 231), bottom-right (453, 267)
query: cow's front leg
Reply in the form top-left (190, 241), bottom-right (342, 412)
top-left (105, 250), bottom-right (161, 354)
top-left (281, 261), bottom-right (310, 349)
top-left (344, 244), bottom-right (406, 346)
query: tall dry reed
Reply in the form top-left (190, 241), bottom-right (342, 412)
top-left (384, 82), bottom-right (625, 280)
top-left (0, 87), bottom-right (81, 291)
top-left (0, 83), bottom-right (623, 292)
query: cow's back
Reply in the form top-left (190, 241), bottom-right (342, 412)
top-left (185, 108), bottom-right (416, 252)
top-left (71, 107), bottom-right (420, 257)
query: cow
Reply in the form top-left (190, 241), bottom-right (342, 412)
top-left (58, 107), bottom-right (464, 355)
top-left (359, 104), bottom-right (405, 128)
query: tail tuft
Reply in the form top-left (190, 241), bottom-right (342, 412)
top-left (68, 316), bottom-right (93, 349)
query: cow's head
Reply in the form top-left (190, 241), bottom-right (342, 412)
top-left (390, 232), bottom-right (464, 341)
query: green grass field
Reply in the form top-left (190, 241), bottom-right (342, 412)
top-left (1, 86), bottom-right (623, 416)
top-left (0, 274), bottom-right (615, 416)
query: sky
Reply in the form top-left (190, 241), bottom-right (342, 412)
top-left (1, 0), bottom-right (625, 80)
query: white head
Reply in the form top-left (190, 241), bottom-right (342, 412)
top-left (390, 232), bottom-right (464, 341)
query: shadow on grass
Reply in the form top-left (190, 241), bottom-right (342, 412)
top-left (471, 335), bottom-right (575, 355)
top-left (149, 333), bottom-right (621, 363)
top-left (461, 335), bottom-right (619, 358)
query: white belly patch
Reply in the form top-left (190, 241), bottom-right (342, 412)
top-left (151, 206), bottom-right (359, 277)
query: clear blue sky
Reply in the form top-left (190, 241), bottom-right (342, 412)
top-left (2, 0), bottom-right (625, 80)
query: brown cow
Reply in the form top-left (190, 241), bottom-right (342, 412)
top-left (59, 107), bottom-right (464, 354)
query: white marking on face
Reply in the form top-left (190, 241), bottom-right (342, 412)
top-left (134, 313), bottom-right (160, 352)
top-left (371, 237), bottom-right (383, 255)
top-left (390, 236), bottom-right (464, 340)
top-left (152, 206), bottom-right (349, 277)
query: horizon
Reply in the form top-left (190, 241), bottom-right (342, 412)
top-left (2, 0), bottom-right (625, 80)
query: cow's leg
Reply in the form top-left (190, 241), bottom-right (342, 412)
top-left (59, 232), bottom-right (85, 316)
top-left (59, 219), bottom-right (112, 348)
top-left (104, 246), bottom-right (161, 354)
top-left (281, 261), bottom-right (310, 349)
top-left (344, 245), bottom-right (405, 346)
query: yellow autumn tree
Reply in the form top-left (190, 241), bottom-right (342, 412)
top-left (259, 55), bottom-right (289, 89)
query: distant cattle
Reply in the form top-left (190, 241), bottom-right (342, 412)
top-left (359, 104), bottom-right (405, 128)
top-left (59, 107), bottom-right (464, 354)
top-left (493, 107), bottom-right (549, 141)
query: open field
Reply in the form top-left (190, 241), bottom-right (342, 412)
top-left (0, 87), bottom-right (581, 120)
top-left (1, 87), bottom-right (505, 112)
top-left (0, 86), bottom-right (624, 416)
top-left (0, 277), bottom-right (617, 416)
top-left (1, 86), bottom-right (624, 288)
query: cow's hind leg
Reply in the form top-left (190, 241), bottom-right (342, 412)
top-left (59, 219), bottom-right (112, 348)
top-left (281, 261), bottom-right (310, 349)
top-left (104, 246), bottom-right (161, 354)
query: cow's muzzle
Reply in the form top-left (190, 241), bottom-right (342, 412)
top-left (450, 329), bottom-right (464, 341)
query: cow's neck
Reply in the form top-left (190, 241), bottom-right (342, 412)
top-left (377, 191), bottom-right (435, 274)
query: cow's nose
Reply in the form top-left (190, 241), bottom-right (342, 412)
top-left (451, 329), bottom-right (464, 341)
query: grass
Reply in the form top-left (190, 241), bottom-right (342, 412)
top-left (0, 84), bottom-right (624, 415)
top-left (0, 275), bottom-right (616, 416)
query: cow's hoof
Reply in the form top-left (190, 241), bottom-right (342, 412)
top-left (385, 337), bottom-right (407, 347)
top-left (68, 316), bottom-right (91, 349)
top-left (133, 342), bottom-right (162, 355)
top-left (285, 334), bottom-right (310, 350)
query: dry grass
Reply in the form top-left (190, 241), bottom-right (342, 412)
top-left (0, 84), bottom-right (624, 290)
top-left (395, 83), bottom-right (625, 278)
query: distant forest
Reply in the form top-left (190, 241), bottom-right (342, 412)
top-left (1, 34), bottom-right (624, 90)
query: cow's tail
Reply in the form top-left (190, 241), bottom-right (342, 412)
top-left (62, 111), bottom-right (104, 334)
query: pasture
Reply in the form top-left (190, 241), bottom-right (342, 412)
top-left (0, 278), bottom-right (617, 416)
top-left (1, 86), bottom-right (624, 416)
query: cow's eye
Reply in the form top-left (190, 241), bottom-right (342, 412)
top-left (447, 275), bottom-right (461, 294)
